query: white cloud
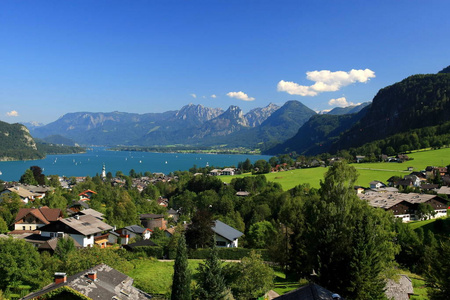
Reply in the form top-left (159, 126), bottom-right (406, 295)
top-left (6, 110), bottom-right (19, 117)
top-left (328, 97), bottom-right (350, 106)
top-left (328, 97), bottom-right (362, 107)
top-left (190, 93), bottom-right (197, 98)
top-left (226, 91), bottom-right (255, 101)
top-left (211, 94), bottom-right (217, 98)
top-left (277, 69), bottom-right (375, 96)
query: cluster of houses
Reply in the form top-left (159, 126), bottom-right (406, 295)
top-left (358, 166), bottom-right (450, 222)
top-left (2, 187), bottom-right (244, 253)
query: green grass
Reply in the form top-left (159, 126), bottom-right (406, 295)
top-left (220, 148), bottom-right (450, 191)
top-left (127, 258), bottom-right (202, 296)
top-left (408, 218), bottom-right (441, 231)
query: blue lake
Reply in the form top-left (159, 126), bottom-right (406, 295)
top-left (0, 148), bottom-right (271, 181)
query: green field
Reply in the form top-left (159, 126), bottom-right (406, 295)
top-left (221, 148), bottom-right (450, 190)
top-left (127, 259), bottom-right (201, 296)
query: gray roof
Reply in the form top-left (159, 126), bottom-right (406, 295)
top-left (124, 225), bottom-right (147, 234)
top-left (79, 208), bottom-right (104, 220)
top-left (385, 275), bottom-right (414, 300)
top-left (40, 215), bottom-right (113, 236)
top-left (276, 283), bottom-right (343, 300)
top-left (22, 264), bottom-right (152, 299)
top-left (212, 220), bottom-right (243, 242)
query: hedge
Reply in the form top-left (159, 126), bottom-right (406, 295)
top-left (188, 248), bottom-right (270, 261)
top-left (130, 246), bottom-right (164, 258)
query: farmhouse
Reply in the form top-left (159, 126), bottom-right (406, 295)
top-left (358, 192), bottom-right (448, 222)
top-left (11, 207), bottom-right (63, 232)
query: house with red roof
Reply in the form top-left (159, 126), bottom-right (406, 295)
top-left (11, 206), bottom-right (63, 233)
top-left (78, 189), bottom-right (97, 201)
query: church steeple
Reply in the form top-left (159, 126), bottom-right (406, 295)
top-left (101, 163), bottom-right (106, 179)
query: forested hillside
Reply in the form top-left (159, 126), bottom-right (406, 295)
top-left (0, 121), bottom-right (44, 160)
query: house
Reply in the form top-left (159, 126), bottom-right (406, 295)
top-left (236, 191), bottom-right (250, 197)
top-left (385, 275), bottom-right (414, 300)
top-left (212, 220), bottom-right (243, 248)
top-left (12, 207), bottom-right (63, 232)
top-left (38, 214), bottom-right (113, 248)
top-left (167, 208), bottom-right (179, 222)
top-left (209, 169), bottom-right (222, 176)
top-left (140, 213), bottom-right (167, 230)
top-left (355, 155), bottom-right (365, 163)
top-left (78, 189), bottom-right (97, 201)
top-left (275, 283), bottom-right (343, 299)
top-left (359, 192), bottom-right (448, 222)
top-left (437, 186), bottom-right (450, 196)
top-left (22, 264), bottom-right (152, 300)
top-left (67, 200), bottom-right (90, 214)
top-left (221, 168), bottom-right (235, 176)
top-left (369, 180), bottom-right (386, 189)
top-left (403, 175), bottom-right (421, 187)
top-left (1, 186), bottom-right (37, 204)
top-left (114, 225), bottom-right (152, 245)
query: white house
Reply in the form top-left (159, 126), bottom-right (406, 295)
top-left (113, 225), bottom-right (152, 245)
top-left (212, 220), bottom-right (243, 248)
top-left (38, 214), bottom-right (113, 248)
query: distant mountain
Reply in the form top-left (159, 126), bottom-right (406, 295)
top-left (326, 102), bottom-right (371, 115)
top-left (438, 65), bottom-right (450, 74)
top-left (0, 121), bottom-right (44, 160)
top-left (21, 121), bottom-right (45, 131)
top-left (30, 102), bottom-right (308, 148)
top-left (245, 103), bottom-right (280, 126)
top-left (265, 107), bottom-right (369, 155)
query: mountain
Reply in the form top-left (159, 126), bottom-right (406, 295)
top-left (326, 102), bottom-right (371, 115)
top-left (266, 70), bottom-right (450, 156)
top-left (30, 102), bottom-right (306, 147)
top-left (245, 103), bottom-right (280, 126)
top-left (38, 135), bottom-right (78, 147)
top-left (265, 106), bottom-right (369, 155)
top-left (214, 100), bottom-right (317, 148)
top-left (0, 121), bottom-right (44, 160)
top-left (21, 121), bottom-right (45, 131)
top-left (330, 72), bottom-right (450, 152)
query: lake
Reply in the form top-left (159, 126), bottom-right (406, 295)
top-left (0, 148), bottom-right (271, 181)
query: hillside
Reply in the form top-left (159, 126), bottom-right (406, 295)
top-left (266, 69), bottom-right (450, 156)
top-left (0, 121), bottom-right (44, 160)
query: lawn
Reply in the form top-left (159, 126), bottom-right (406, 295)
top-left (127, 258), bottom-right (202, 296)
top-left (220, 148), bottom-right (450, 191)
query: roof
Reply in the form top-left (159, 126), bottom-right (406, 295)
top-left (78, 189), bottom-right (97, 196)
top-left (4, 187), bottom-right (36, 199)
top-left (385, 275), bottom-right (414, 300)
top-left (212, 220), bottom-right (243, 242)
top-left (359, 192), bottom-right (446, 210)
top-left (437, 186), bottom-right (450, 195)
top-left (39, 215), bottom-right (113, 236)
top-left (22, 264), bottom-right (152, 300)
top-left (79, 208), bottom-right (104, 220)
top-left (14, 207), bottom-right (62, 224)
top-left (38, 236), bottom-right (82, 251)
top-left (276, 283), bottom-right (344, 300)
top-left (124, 225), bottom-right (148, 234)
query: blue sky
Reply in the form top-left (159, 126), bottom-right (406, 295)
top-left (1, 0), bottom-right (449, 124)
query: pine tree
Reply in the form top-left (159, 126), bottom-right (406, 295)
top-left (196, 244), bottom-right (227, 299)
top-left (171, 234), bottom-right (191, 300)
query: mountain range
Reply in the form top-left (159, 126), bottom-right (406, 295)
top-left (7, 65), bottom-right (450, 160)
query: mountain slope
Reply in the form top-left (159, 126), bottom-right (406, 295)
top-left (326, 102), bottom-right (370, 115)
top-left (330, 73), bottom-right (450, 152)
top-left (0, 121), bottom-right (44, 160)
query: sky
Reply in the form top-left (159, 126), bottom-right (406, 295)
top-left (1, 0), bottom-right (449, 124)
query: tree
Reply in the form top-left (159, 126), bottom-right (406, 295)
top-left (247, 221), bottom-right (278, 249)
top-left (30, 166), bottom-right (46, 185)
top-left (19, 169), bottom-right (37, 185)
top-left (55, 236), bottom-right (76, 262)
top-left (226, 251), bottom-right (274, 300)
top-left (0, 216), bottom-right (8, 234)
top-left (416, 203), bottom-right (436, 220)
top-left (302, 162), bottom-right (398, 297)
top-left (185, 210), bottom-right (214, 249)
top-left (195, 244), bottom-right (227, 300)
top-left (0, 238), bottom-right (43, 290)
top-left (171, 234), bottom-right (191, 300)
top-left (425, 239), bottom-right (450, 300)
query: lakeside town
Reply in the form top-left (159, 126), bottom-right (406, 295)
top-left (1, 150), bottom-right (449, 299)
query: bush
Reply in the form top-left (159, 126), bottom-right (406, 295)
top-left (131, 246), bottom-right (164, 259)
top-left (189, 248), bottom-right (270, 261)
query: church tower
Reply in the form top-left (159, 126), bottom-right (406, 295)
top-left (101, 163), bottom-right (106, 179)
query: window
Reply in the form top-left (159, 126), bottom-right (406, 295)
top-left (23, 226), bottom-right (26, 230)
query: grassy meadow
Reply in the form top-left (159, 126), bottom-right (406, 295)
top-left (221, 148), bottom-right (450, 190)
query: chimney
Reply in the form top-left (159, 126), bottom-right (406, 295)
top-left (87, 271), bottom-right (97, 281)
top-left (54, 272), bottom-right (67, 284)
top-left (74, 215), bottom-right (80, 220)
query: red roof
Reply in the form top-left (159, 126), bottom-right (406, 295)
top-left (14, 207), bottom-right (63, 224)
top-left (78, 189), bottom-right (97, 197)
